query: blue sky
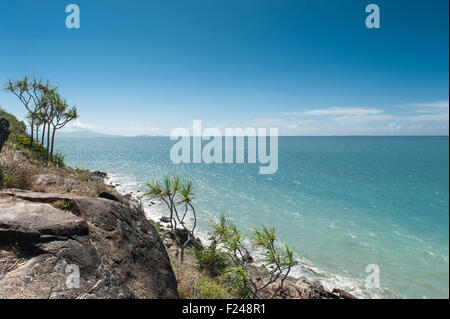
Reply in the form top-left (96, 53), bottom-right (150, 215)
top-left (0, 0), bottom-right (448, 136)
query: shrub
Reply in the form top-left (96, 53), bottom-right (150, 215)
top-left (8, 134), bottom-right (47, 160)
top-left (8, 167), bottom-right (34, 189)
top-left (148, 218), bottom-right (161, 233)
top-left (7, 133), bottom-right (66, 167)
top-left (51, 152), bottom-right (65, 167)
top-left (194, 242), bottom-right (229, 277)
top-left (0, 170), bottom-right (13, 187)
top-left (0, 107), bottom-right (27, 136)
top-left (210, 215), bottom-right (298, 299)
top-left (176, 266), bottom-right (231, 299)
top-left (53, 199), bottom-right (75, 211)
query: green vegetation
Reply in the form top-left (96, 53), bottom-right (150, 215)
top-left (200, 215), bottom-right (298, 299)
top-left (193, 242), bottom-right (229, 277)
top-left (148, 218), bottom-right (161, 233)
top-left (6, 133), bottom-right (65, 167)
top-left (177, 270), bottom-right (231, 299)
top-left (53, 199), bottom-right (75, 211)
top-left (0, 170), bottom-right (13, 187)
top-left (0, 107), bottom-right (26, 135)
top-left (145, 174), bottom-right (299, 299)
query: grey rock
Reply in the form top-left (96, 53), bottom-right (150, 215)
top-left (160, 216), bottom-right (171, 223)
top-left (35, 174), bottom-right (66, 185)
top-left (0, 117), bottom-right (10, 153)
top-left (0, 190), bottom-right (179, 299)
top-left (257, 276), bottom-right (340, 299)
top-left (83, 170), bottom-right (107, 182)
top-left (249, 264), bottom-right (341, 299)
top-left (98, 191), bottom-right (120, 202)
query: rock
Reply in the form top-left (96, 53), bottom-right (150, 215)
top-left (163, 238), bottom-right (173, 248)
top-left (90, 171), bottom-right (107, 179)
top-left (257, 276), bottom-right (340, 299)
top-left (332, 288), bottom-right (357, 299)
top-left (242, 249), bottom-right (254, 263)
top-left (0, 117), bottom-right (10, 153)
top-left (98, 191), bottom-right (120, 202)
top-left (170, 228), bottom-right (203, 250)
top-left (35, 174), bottom-right (66, 185)
top-left (248, 263), bottom-right (341, 299)
top-left (0, 197), bottom-right (88, 252)
top-left (84, 170), bottom-right (107, 182)
top-left (0, 190), bottom-right (179, 299)
top-left (160, 216), bottom-right (171, 223)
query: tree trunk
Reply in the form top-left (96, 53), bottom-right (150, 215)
top-left (41, 123), bottom-right (46, 146)
top-left (30, 117), bottom-right (34, 147)
top-left (36, 127), bottom-right (40, 144)
top-left (46, 125), bottom-right (51, 161)
top-left (50, 126), bottom-right (56, 158)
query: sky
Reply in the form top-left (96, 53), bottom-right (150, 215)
top-left (0, 0), bottom-right (448, 136)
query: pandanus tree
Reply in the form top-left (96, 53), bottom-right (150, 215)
top-left (144, 175), bottom-right (197, 262)
top-left (210, 216), bottom-right (298, 299)
top-left (26, 112), bottom-right (45, 144)
top-left (5, 77), bottom-right (50, 146)
top-left (4, 77), bottom-right (79, 162)
top-left (46, 91), bottom-right (78, 159)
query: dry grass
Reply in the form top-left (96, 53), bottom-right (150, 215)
top-left (0, 143), bottom-right (125, 201)
top-left (165, 242), bottom-right (232, 299)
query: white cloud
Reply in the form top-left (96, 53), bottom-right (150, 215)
top-left (62, 119), bottom-right (98, 131)
top-left (388, 122), bottom-right (403, 130)
top-left (333, 115), bottom-right (393, 124)
top-left (402, 100), bottom-right (449, 108)
top-left (399, 100), bottom-right (449, 108)
top-left (301, 107), bottom-right (384, 116)
top-left (407, 113), bottom-right (449, 122)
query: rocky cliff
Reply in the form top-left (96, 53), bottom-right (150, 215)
top-left (0, 189), bottom-right (179, 299)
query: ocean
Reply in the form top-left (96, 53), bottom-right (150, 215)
top-left (55, 136), bottom-right (449, 299)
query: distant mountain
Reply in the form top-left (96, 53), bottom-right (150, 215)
top-left (57, 130), bottom-right (120, 138)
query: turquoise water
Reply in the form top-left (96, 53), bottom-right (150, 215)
top-left (55, 136), bottom-right (449, 299)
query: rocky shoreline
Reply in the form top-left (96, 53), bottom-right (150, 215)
top-left (0, 162), bottom-right (356, 299)
top-left (100, 171), bottom-right (357, 299)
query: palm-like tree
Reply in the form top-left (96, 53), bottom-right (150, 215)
top-left (144, 175), bottom-right (197, 262)
top-left (47, 91), bottom-right (78, 158)
top-left (5, 77), bottom-right (50, 146)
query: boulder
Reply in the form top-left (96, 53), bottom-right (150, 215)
top-left (83, 170), bottom-right (107, 182)
top-left (35, 174), bottom-right (66, 185)
top-left (0, 190), bottom-right (179, 299)
top-left (170, 228), bottom-right (203, 250)
top-left (257, 276), bottom-right (340, 299)
top-left (160, 216), bottom-right (171, 223)
top-left (332, 288), bottom-right (357, 299)
top-left (0, 117), bottom-right (10, 153)
top-left (98, 191), bottom-right (120, 202)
